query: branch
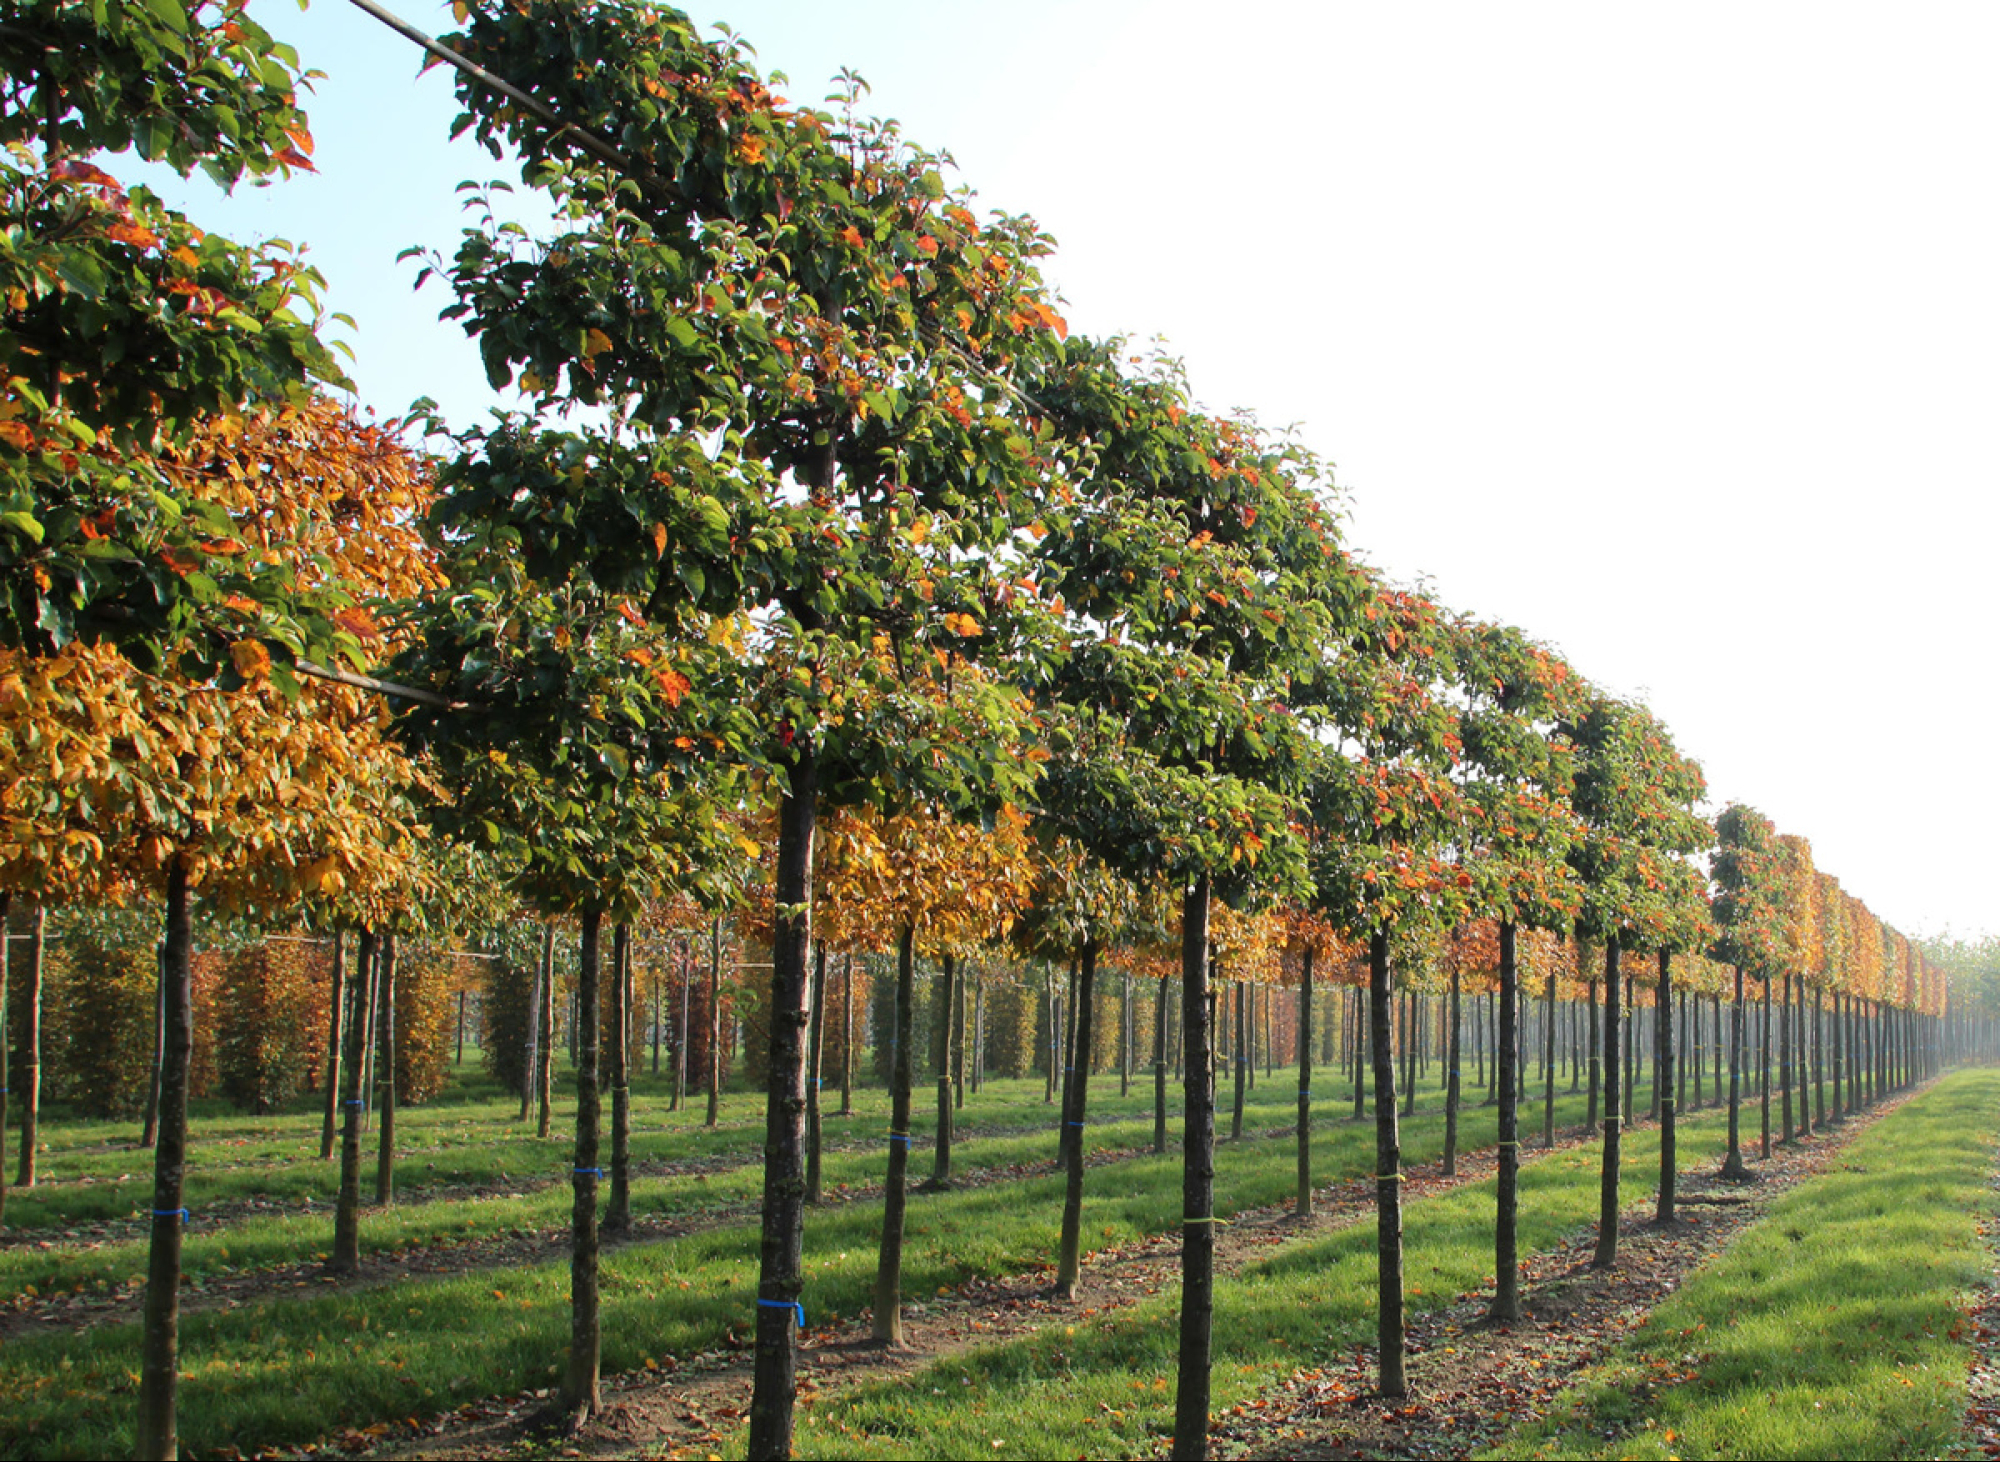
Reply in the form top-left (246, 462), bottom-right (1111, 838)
top-left (295, 658), bottom-right (474, 711)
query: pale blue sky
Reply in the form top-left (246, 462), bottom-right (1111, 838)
top-left (138, 0), bottom-right (2000, 941)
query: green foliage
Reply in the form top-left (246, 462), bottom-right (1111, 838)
top-left (981, 974), bottom-right (1036, 1079)
top-left (40, 923), bottom-right (163, 1118)
top-left (0, 1), bottom-right (350, 665)
top-left (480, 951), bottom-right (539, 1098)
top-left (1711, 801), bottom-right (1788, 976)
top-left (394, 944), bottom-right (456, 1105)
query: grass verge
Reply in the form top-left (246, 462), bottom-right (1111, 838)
top-left (1481, 1066), bottom-right (2000, 1461)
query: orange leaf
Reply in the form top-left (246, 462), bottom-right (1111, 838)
top-left (230, 639), bottom-right (272, 681)
top-left (104, 221), bottom-right (160, 249)
top-left (840, 225), bottom-right (865, 248)
top-left (654, 667), bottom-right (691, 707)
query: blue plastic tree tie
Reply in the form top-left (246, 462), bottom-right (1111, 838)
top-left (759, 1297), bottom-right (806, 1327)
top-left (574, 1167), bottom-right (603, 1177)
top-left (1064, 1121), bottom-right (1084, 1128)
top-left (886, 1132), bottom-right (911, 1147)
top-left (152, 1208), bottom-right (190, 1222)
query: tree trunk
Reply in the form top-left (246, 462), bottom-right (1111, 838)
top-left (1056, 938), bottom-right (1099, 1298)
top-left (1370, 928), bottom-right (1407, 1393)
top-left (537, 921), bottom-right (556, 1138)
top-left (706, 916), bottom-right (722, 1128)
top-left (873, 925), bottom-right (917, 1347)
top-left (1120, 966), bottom-right (1132, 1099)
top-left (1722, 966), bottom-right (1748, 1179)
top-left (1656, 949), bottom-right (1676, 1224)
top-left (562, 910), bottom-right (604, 1423)
top-left (841, 951), bottom-right (854, 1116)
top-left (1231, 977), bottom-right (1247, 1141)
top-left (1170, 876), bottom-right (1217, 1461)
top-left (142, 946), bottom-right (165, 1150)
top-left (806, 942), bottom-right (826, 1206)
top-left (1443, 962), bottom-right (1461, 1178)
top-left (746, 742), bottom-right (817, 1461)
top-left (330, 931), bottom-right (375, 1275)
top-left (1591, 937), bottom-right (1622, 1269)
top-left (927, 953), bottom-right (956, 1188)
top-left (953, 954), bottom-right (967, 1112)
top-left (1155, 973), bottom-right (1170, 1155)
top-left (1296, 945), bottom-right (1314, 1217)
top-left (15, 905), bottom-right (41, 1189)
top-left (1058, 956), bottom-right (1079, 1161)
top-left (1352, 984), bottom-right (1366, 1119)
top-left (606, 922), bottom-right (632, 1235)
top-left (1759, 973), bottom-right (1772, 1159)
top-left (136, 856), bottom-right (194, 1461)
top-left (373, 932), bottom-right (398, 1207)
top-left (1491, 920), bottom-right (1521, 1320)
top-left (358, 927), bottom-right (380, 1128)
top-left (1584, 971), bottom-right (1599, 1133)
top-left (674, 936), bottom-right (691, 1112)
top-left (1831, 990), bottom-right (1844, 1122)
top-left (321, 930), bottom-right (347, 1159)
top-left (1813, 985), bottom-right (1826, 1130)
top-left (1541, 959), bottom-right (1556, 1150)
top-left (1779, 971), bottom-right (1793, 1143)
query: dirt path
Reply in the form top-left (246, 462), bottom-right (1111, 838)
top-left (371, 1121), bottom-right (1609, 1461)
top-left (1217, 1093), bottom-right (1921, 1460)
top-left (1949, 1143), bottom-right (2000, 1461)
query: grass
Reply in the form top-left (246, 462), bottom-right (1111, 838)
top-left (1482, 1066), bottom-right (2000, 1461)
top-left (0, 1064), bottom-right (1626, 1459)
top-left (750, 1089), bottom-right (1730, 1459)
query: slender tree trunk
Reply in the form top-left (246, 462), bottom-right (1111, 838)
top-left (873, 926), bottom-right (917, 1347)
top-left (1813, 985), bottom-right (1826, 1130)
top-left (1491, 921), bottom-right (1522, 1321)
top-left (15, 905), bottom-right (42, 1188)
top-left (1656, 950), bottom-right (1676, 1224)
top-left (927, 953), bottom-right (956, 1188)
top-left (1831, 990), bottom-right (1845, 1122)
top-left (954, 956), bottom-right (967, 1112)
top-left (1401, 988), bottom-right (1417, 1117)
top-left (1584, 972), bottom-right (1599, 1132)
top-left (1296, 946), bottom-right (1314, 1217)
top-left (1443, 963), bottom-right (1461, 1177)
top-left (330, 931), bottom-right (376, 1276)
top-left (1712, 994), bottom-right (1723, 1108)
top-left (1045, 968), bottom-right (1059, 1107)
top-left (1056, 938), bottom-right (1100, 1298)
top-left (1120, 967), bottom-right (1132, 1099)
top-left (142, 947), bottom-right (165, 1150)
top-left (456, 988), bottom-right (467, 1066)
top-left (1155, 973), bottom-right (1170, 1155)
top-left (1784, 976), bottom-right (1800, 1152)
top-left (653, 966), bottom-right (663, 1077)
top-left (806, 942), bottom-right (826, 1206)
top-left (1369, 928), bottom-right (1408, 1393)
top-left (136, 855), bottom-right (194, 1461)
top-left (1230, 976), bottom-right (1247, 1141)
top-left (1690, 987), bottom-right (1702, 1112)
top-left (358, 929), bottom-right (380, 1126)
top-left (706, 917), bottom-right (723, 1128)
top-left (1171, 876), bottom-right (1217, 1461)
top-left (1352, 984), bottom-right (1366, 1119)
top-left (374, 933), bottom-right (398, 1207)
top-left (538, 922), bottom-right (556, 1139)
top-left (1591, 937), bottom-right (1622, 1269)
top-left (318, 929), bottom-right (347, 1147)
top-left (674, 938), bottom-right (690, 1111)
top-left (1759, 974), bottom-right (1771, 1159)
top-left (1722, 966), bottom-right (1748, 1179)
top-left (1622, 966), bottom-right (1635, 1128)
top-left (562, 910), bottom-right (604, 1424)
top-left (746, 742), bottom-right (817, 1462)
top-left (841, 951), bottom-right (854, 1116)
top-left (606, 923), bottom-right (632, 1235)
top-left (1058, 956), bottom-right (1079, 1161)
top-left (1542, 961), bottom-right (1556, 1150)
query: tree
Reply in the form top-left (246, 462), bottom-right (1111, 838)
top-left (0, 0), bottom-right (355, 677)
top-left (1565, 698), bottom-right (1709, 1267)
top-left (1710, 803), bottom-right (1785, 1179)
top-left (1447, 618), bottom-right (1584, 1319)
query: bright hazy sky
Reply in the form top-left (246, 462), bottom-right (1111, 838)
top-left (142, 1), bottom-right (2000, 940)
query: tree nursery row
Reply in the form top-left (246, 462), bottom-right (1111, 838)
top-left (1, 2), bottom-right (1995, 1458)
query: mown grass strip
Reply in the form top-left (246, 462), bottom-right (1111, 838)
top-left (0, 1078), bottom-right (1340, 1294)
top-left (0, 1079), bottom-right (1630, 1458)
top-left (732, 1090), bottom-right (1710, 1460)
top-left (1482, 1067), bottom-right (2000, 1461)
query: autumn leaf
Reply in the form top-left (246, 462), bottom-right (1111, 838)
top-left (105, 220), bottom-right (161, 249)
top-left (943, 611), bottom-right (981, 637)
top-left (654, 667), bottom-right (692, 707)
top-left (840, 225), bottom-right (865, 248)
top-left (229, 639), bottom-right (272, 680)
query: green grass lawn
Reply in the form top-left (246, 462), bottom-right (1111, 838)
top-left (0, 1062), bottom-right (1621, 1459)
top-left (1482, 1066), bottom-right (2000, 1461)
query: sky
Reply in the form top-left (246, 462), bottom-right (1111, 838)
top-left (139, 0), bottom-right (2000, 941)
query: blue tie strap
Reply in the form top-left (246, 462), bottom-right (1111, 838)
top-left (573, 1167), bottom-right (604, 1177)
top-left (759, 1297), bottom-right (806, 1328)
top-left (152, 1208), bottom-right (190, 1223)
